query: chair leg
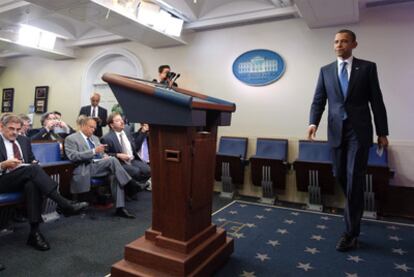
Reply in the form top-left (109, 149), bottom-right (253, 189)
top-left (307, 170), bottom-right (323, 212)
top-left (220, 162), bottom-right (234, 199)
top-left (260, 166), bottom-right (275, 205)
top-left (363, 174), bottom-right (377, 219)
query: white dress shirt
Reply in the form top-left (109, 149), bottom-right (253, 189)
top-left (80, 131), bottom-right (96, 154)
top-left (0, 133), bottom-right (23, 161)
top-left (90, 106), bottom-right (98, 117)
top-left (0, 133), bottom-right (24, 174)
top-left (116, 130), bottom-right (134, 160)
top-left (337, 55), bottom-right (353, 81)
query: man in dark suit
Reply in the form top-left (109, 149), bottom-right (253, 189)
top-left (101, 113), bottom-right (151, 196)
top-left (79, 92), bottom-right (108, 137)
top-left (30, 111), bottom-right (74, 141)
top-left (308, 29), bottom-right (389, 252)
top-left (0, 114), bottom-right (88, 251)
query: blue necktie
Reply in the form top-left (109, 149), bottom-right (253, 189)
top-left (339, 62), bottom-right (349, 98)
top-left (339, 62), bottom-right (349, 120)
top-left (87, 138), bottom-right (101, 159)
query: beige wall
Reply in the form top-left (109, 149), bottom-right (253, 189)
top-left (1, 2), bottom-right (414, 204)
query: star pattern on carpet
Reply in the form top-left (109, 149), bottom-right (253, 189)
top-left (229, 210), bottom-right (238, 215)
top-left (277, 228), bottom-right (288, 235)
top-left (232, 233), bottom-right (245, 239)
top-left (297, 262), bottom-right (314, 272)
top-left (310, 234), bottom-right (325, 241)
top-left (387, 225), bottom-right (399, 230)
top-left (240, 270), bottom-right (256, 277)
top-left (347, 255), bottom-right (364, 263)
top-left (213, 202), bottom-right (413, 276)
top-left (389, 235), bottom-right (402, 241)
top-left (239, 204), bottom-right (247, 208)
top-left (392, 248), bottom-right (407, 255)
top-left (316, 224), bottom-right (328, 230)
top-left (267, 240), bottom-right (280, 247)
top-left (394, 263), bottom-right (412, 272)
top-left (255, 253), bottom-right (271, 262)
top-left (304, 247), bottom-right (320, 255)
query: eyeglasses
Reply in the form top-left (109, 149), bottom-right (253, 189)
top-left (6, 126), bottom-right (21, 132)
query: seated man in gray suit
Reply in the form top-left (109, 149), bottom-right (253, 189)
top-left (101, 113), bottom-right (151, 197)
top-left (64, 115), bottom-right (135, 218)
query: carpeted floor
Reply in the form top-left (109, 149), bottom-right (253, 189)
top-left (1, 195), bottom-right (413, 277)
top-left (213, 201), bottom-right (414, 277)
top-left (0, 192), bottom-right (231, 277)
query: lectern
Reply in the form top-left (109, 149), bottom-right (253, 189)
top-left (102, 73), bottom-right (235, 277)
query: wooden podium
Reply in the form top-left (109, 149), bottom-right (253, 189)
top-left (102, 73), bottom-right (235, 277)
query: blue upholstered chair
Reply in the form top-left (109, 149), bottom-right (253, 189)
top-left (368, 143), bottom-right (388, 167)
top-left (364, 143), bottom-right (393, 218)
top-left (250, 138), bottom-right (289, 203)
top-left (215, 136), bottom-right (248, 197)
top-left (297, 140), bottom-right (332, 163)
top-left (217, 137), bottom-right (248, 159)
top-left (31, 142), bottom-right (74, 198)
top-left (293, 140), bottom-right (335, 210)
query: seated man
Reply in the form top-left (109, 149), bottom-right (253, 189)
top-left (18, 114), bottom-right (32, 137)
top-left (30, 111), bottom-right (74, 141)
top-left (0, 114), bottom-right (88, 251)
top-left (101, 113), bottom-right (151, 195)
top-left (64, 116), bottom-right (135, 218)
top-left (133, 123), bottom-right (151, 190)
top-left (52, 111), bottom-right (75, 133)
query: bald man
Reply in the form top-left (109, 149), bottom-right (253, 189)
top-left (79, 93), bottom-right (108, 137)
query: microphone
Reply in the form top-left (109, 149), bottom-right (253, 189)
top-left (173, 73), bottom-right (181, 82)
top-left (167, 72), bottom-right (176, 80)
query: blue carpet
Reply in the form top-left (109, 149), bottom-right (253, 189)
top-left (213, 201), bottom-right (414, 277)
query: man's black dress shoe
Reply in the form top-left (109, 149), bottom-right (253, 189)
top-left (336, 234), bottom-right (358, 252)
top-left (58, 201), bottom-right (89, 217)
top-left (27, 231), bottom-right (50, 251)
top-left (115, 208), bottom-right (135, 219)
top-left (0, 263), bottom-right (5, 271)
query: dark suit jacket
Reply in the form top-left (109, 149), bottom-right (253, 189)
top-left (101, 129), bottom-right (140, 162)
top-left (0, 135), bottom-right (35, 164)
top-left (132, 128), bottom-right (149, 152)
top-left (79, 105), bottom-right (108, 137)
top-left (29, 126), bottom-right (75, 141)
top-left (309, 58), bottom-right (388, 147)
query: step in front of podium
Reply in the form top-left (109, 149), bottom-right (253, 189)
top-left (111, 228), bottom-right (234, 277)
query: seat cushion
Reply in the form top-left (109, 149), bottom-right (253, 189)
top-left (218, 137), bottom-right (248, 159)
top-left (0, 192), bottom-right (24, 205)
top-left (32, 142), bottom-right (62, 163)
top-left (255, 139), bottom-right (287, 160)
top-left (368, 143), bottom-right (388, 167)
top-left (298, 141), bottom-right (332, 163)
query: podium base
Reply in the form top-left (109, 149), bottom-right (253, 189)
top-left (111, 227), bottom-right (233, 277)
